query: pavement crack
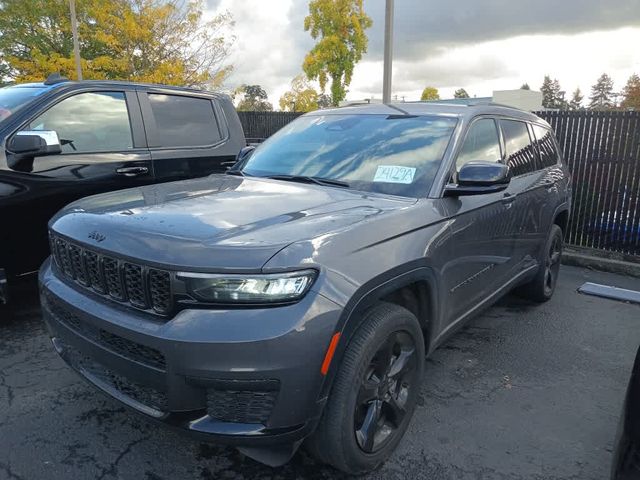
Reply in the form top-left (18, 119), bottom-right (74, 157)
top-left (96, 436), bottom-right (150, 480)
top-left (0, 461), bottom-right (26, 480)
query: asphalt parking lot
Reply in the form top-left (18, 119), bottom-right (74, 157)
top-left (0, 265), bottom-right (639, 480)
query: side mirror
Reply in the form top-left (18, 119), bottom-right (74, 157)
top-left (8, 130), bottom-right (62, 157)
top-left (236, 145), bottom-right (255, 163)
top-left (444, 161), bottom-right (511, 197)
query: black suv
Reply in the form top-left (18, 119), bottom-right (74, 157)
top-left (40, 103), bottom-right (571, 474)
top-left (0, 78), bottom-right (245, 303)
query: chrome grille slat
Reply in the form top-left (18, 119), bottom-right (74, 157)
top-left (49, 234), bottom-right (172, 316)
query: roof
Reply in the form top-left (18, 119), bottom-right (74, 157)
top-left (306, 101), bottom-right (548, 126)
top-left (5, 79), bottom-right (223, 97)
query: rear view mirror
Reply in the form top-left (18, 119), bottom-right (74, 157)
top-left (444, 161), bottom-right (511, 196)
top-left (8, 130), bottom-right (62, 157)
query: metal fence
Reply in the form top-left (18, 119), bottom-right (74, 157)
top-left (238, 110), bottom-right (640, 257)
top-left (538, 111), bottom-right (640, 256)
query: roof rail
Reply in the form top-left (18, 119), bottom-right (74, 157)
top-left (44, 73), bottom-right (69, 85)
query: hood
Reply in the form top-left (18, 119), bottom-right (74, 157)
top-left (50, 174), bottom-right (415, 271)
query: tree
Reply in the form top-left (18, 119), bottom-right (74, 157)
top-left (317, 93), bottom-right (332, 109)
top-left (589, 73), bottom-right (615, 110)
top-left (454, 88), bottom-right (470, 99)
top-left (520, 83), bottom-right (531, 90)
top-left (621, 73), bottom-right (640, 110)
top-left (0, 0), bottom-right (235, 88)
top-left (303, 0), bottom-right (372, 106)
top-left (420, 86), bottom-right (440, 101)
top-left (235, 85), bottom-right (273, 111)
top-left (540, 76), bottom-right (566, 109)
top-left (569, 88), bottom-right (584, 110)
top-left (279, 75), bottom-right (320, 112)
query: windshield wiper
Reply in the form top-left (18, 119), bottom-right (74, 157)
top-left (266, 174), bottom-right (350, 188)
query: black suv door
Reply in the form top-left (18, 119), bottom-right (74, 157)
top-left (1, 88), bottom-right (151, 276)
top-left (137, 90), bottom-right (236, 181)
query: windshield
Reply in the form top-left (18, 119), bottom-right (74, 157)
top-left (241, 113), bottom-right (457, 198)
top-left (0, 86), bottom-right (48, 122)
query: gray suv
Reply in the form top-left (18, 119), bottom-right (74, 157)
top-left (40, 103), bottom-right (571, 474)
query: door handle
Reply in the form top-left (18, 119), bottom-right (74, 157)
top-left (116, 166), bottom-right (149, 177)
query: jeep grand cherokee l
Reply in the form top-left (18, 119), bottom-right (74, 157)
top-left (40, 103), bottom-right (571, 474)
top-left (0, 76), bottom-right (245, 304)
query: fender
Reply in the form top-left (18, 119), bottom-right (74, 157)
top-left (317, 259), bottom-right (441, 400)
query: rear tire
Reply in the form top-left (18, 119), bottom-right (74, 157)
top-left (306, 302), bottom-right (425, 475)
top-left (515, 224), bottom-right (563, 303)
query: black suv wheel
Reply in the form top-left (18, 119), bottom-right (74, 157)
top-left (307, 302), bottom-right (425, 475)
top-left (516, 224), bottom-right (563, 302)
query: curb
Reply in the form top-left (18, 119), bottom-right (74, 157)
top-left (561, 248), bottom-right (640, 278)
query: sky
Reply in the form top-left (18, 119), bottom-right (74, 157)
top-left (205, 0), bottom-right (640, 108)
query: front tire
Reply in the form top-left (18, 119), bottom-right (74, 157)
top-left (307, 302), bottom-right (425, 475)
top-left (516, 224), bottom-right (563, 303)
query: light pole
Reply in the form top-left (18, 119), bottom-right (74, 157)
top-left (382, 0), bottom-right (394, 104)
top-left (69, 0), bottom-right (82, 80)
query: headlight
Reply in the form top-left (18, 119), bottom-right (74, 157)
top-left (178, 269), bottom-right (317, 304)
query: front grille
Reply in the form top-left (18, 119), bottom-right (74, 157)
top-left (62, 339), bottom-right (168, 414)
top-left (50, 233), bottom-right (172, 315)
top-left (207, 388), bottom-right (278, 425)
top-left (45, 293), bottom-right (166, 371)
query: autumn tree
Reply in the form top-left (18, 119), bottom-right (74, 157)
top-left (454, 88), bottom-right (470, 99)
top-left (279, 75), bottom-right (321, 112)
top-left (569, 88), bottom-right (584, 110)
top-left (589, 73), bottom-right (615, 110)
top-left (317, 93), bottom-right (332, 109)
top-left (621, 73), bottom-right (640, 110)
top-left (420, 87), bottom-right (440, 101)
top-left (235, 85), bottom-right (273, 111)
top-left (303, 0), bottom-right (372, 106)
top-left (0, 0), bottom-right (235, 88)
top-left (540, 76), bottom-right (566, 109)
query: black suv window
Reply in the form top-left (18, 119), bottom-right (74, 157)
top-left (147, 94), bottom-right (221, 148)
top-left (27, 91), bottom-right (132, 153)
top-left (456, 118), bottom-right (501, 171)
top-left (501, 119), bottom-right (537, 176)
top-left (532, 124), bottom-right (559, 168)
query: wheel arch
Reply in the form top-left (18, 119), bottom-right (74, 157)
top-left (318, 261), bottom-right (440, 399)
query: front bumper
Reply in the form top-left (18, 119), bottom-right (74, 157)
top-left (39, 259), bottom-right (342, 446)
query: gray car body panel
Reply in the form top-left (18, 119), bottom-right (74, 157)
top-left (40, 102), bottom-right (571, 455)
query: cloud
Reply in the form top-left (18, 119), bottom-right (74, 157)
top-left (363, 0), bottom-right (640, 61)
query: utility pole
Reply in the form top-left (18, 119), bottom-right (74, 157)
top-left (69, 0), bottom-right (82, 80)
top-left (382, 0), bottom-right (394, 104)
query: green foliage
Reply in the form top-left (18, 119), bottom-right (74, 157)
top-left (0, 0), bottom-right (235, 88)
top-left (235, 84), bottom-right (273, 111)
top-left (303, 0), bottom-right (372, 106)
top-left (453, 88), bottom-right (469, 99)
top-left (569, 88), bottom-right (584, 110)
top-left (540, 76), bottom-right (567, 110)
top-left (589, 73), bottom-right (614, 110)
top-left (279, 75), bottom-right (321, 112)
top-left (621, 73), bottom-right (640, 110)
top-left (420, 86), bottom-right (440, 101)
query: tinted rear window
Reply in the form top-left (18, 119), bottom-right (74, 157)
top-left (532, 124), bottom-right (559, 168)
top-left (147, 94), bottom-right (221, 147)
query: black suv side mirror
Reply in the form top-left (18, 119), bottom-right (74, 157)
top-left (7, 130), bottom-right (62, 157)
top-left (444, 161), bottom-right (511, 197)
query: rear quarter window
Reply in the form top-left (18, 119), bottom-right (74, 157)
top-left (501, 119), bottom-right (538, 176)
top-left (532, 124), bottom-right (560, 168)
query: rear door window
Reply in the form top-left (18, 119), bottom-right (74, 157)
top-left (147, 94), bottom-right (221, 148)
top-left (455, 118), bottom-right (502, 171)
top-left (532, 124), bottom-right (559, 168)
top-left (501, 119), bottom-right (537, 176)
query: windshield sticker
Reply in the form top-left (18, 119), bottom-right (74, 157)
top-left (373, 165), bottom-right (416, 184)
